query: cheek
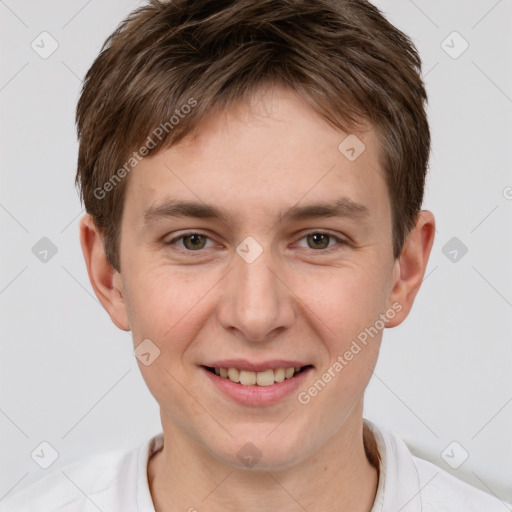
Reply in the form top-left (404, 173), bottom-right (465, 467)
top-left (302, 268), bottom-right (385, 404)
top-left (123, 269), bottom-right (210, 399)
top-left (296, 265), bottom-right (388, 402)
top-left (122, 266), bottom-right (193, 340)
top-left (297, 261), bottom-right (390, 338)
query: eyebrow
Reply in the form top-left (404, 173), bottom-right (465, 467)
top-left (143, 197), bottom-right (370, 226)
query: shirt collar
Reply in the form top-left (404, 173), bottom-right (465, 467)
top-left (137, 432), bottom-right (163, 512)
top-left (365, 419), bottom-right (423, 512)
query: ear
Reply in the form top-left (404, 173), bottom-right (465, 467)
top-left (386, 210), bottom-right (436, 327)
top-left (79, 214), bottom-right (130, 331)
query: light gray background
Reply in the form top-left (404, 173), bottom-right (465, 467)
top-left (1, 0), bottom-right (511, 504)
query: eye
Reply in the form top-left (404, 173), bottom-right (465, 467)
top-left (296, 231), bottom-right (348, 252)
top-left (164, 230), bottom-right (348, 254)
top-left (165, 232), bottom-right (215, 251)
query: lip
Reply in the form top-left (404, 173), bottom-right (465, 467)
top-left (203, 359), bottom-right (310, 372)
top-left (200, 364), bottom-right (313, 406)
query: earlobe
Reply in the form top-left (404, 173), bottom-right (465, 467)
top-left (79, 214), bottom-right (131, 331)
top-left (386, 210), bottom-right (436, 328)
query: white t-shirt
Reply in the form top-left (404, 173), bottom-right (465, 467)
top-left (1, 419), bottom-right (508, 511)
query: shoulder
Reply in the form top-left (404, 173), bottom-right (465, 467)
top-left (364, 419), bottom-right (511, 512)
top-left (0, 442), bottom-right (141, 512)
top-left (412, 455), bottom-right (509, 512)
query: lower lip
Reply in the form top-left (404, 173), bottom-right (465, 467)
top-left (201, 366), bottom-right (313, 406)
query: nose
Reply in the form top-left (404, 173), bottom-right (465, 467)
top-left (216, 244), bottom-right (295, 343)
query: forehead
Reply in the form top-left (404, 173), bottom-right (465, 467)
top-left (123, 86), bottom-right (389, 229)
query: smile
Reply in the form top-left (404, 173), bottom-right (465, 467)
top-left (204, 366), bottom-right (312, 386)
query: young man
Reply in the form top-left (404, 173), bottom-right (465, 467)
top-left (2, 0), bottom-right (509, 511)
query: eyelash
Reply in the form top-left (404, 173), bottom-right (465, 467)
top-left (165, 231), bottom-right (348, 255)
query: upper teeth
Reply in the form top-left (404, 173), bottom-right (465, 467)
top-left (214, 367), bottom-right (302, 386)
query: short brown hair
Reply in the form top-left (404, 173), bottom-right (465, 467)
top-left (76, 0), bottom-right (430, 271)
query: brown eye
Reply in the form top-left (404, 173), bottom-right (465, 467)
top-left (165, 232), bottom-right (214, 252)
top-left (182, 234), bottom-right (208, 250)
top-left (295, 231), bottom-right (348, 253)
top-left (306, 233), bottom-right (331, 250)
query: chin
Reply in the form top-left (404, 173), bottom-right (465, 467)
top-left (210, 431), bottom-right (311, 472)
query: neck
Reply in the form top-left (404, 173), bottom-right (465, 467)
top-left (148, 408), bottom-right (379, 512)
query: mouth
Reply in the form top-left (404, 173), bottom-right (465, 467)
top-left (202, 365), bottom-right (314, 386)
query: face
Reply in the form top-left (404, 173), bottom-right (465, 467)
top-left (113, 86), bottom-right (402, 470)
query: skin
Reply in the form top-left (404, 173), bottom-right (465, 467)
top-left (80, 85), bottom-right (435, 512)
